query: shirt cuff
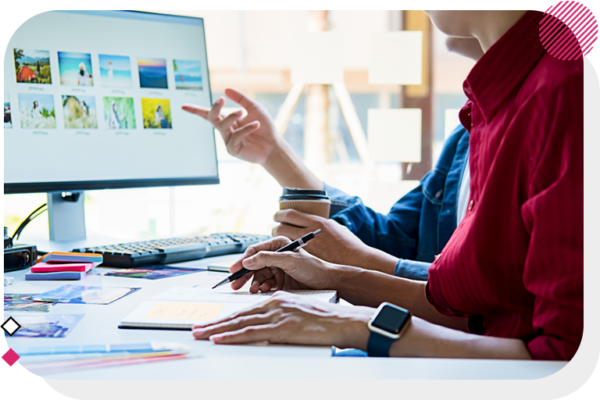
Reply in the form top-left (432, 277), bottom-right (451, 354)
top-left (393, 259), bottom-right (430, 281)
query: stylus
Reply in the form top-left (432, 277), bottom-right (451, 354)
top-left (211, 229), bottom-right (322, 289)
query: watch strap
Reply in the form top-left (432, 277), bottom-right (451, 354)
top-left (367, 331), bottom-right (395, 357)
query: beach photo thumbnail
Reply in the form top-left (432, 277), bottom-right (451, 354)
top-left (99, 54), bottom-right (132, 88)
top-left (13, 49), bottom-right (52, 84)
top-left (18, 93), bottom-right (56, 129)
top-left (138, 58), bottom-right (168, 89)
top-left (4, 93), bottom-right (11, 129)
top-left (141, 98), bottom-right (172, 129)
top-left (103, 97), bottom-right (136, 129)
top-left (173, 59), bottom-right (203, 90)
top-left (62, 95), bottom-right (98, 129)
top-left (58, 52), bottom-right (94, 87)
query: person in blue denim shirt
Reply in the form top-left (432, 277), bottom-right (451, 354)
top-left (184, 38), bottom-right (481, 288)
top-left (324, 124), bottom-right (469, 280)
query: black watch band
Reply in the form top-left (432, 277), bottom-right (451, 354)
top-left (367, 331), bottom-right (395, 357)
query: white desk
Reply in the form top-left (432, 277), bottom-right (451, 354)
top-left (4, 255), bottom-right (567, 380)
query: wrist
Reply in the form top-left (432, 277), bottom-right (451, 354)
top-left (332, 307), bottom-right (373, 350)
top-left (262, 138), bottom-right (323, 190)
top-left (358, 248), bottom-right (399, 275)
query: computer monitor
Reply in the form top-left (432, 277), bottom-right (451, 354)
top-left (4, 11), bottom-right (217, 244)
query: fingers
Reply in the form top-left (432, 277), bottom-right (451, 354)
top-left (251, 268), bottom-right (276, 293)
top-left (217, 109), bottom-right (243, 133)
top-left (241, 236), bottom-right (293, 258)
top-left (272, 222), bottom-right (307, 240)
top-left (225, 87), bottom-right (257, 111)
top-left (226, 121), bottom-right (261, 154)
top-left (193, 311), bottom-right (278, 340)
top-left (210, 325), bottom-right (279, 345)
top-left (207, 97), bottom-right (225, 125)
top-left (273, 209), bottom-right (321, 228)
top-left (242, 250), bottom-right (297, 272)
top-left (230, 272), bottom-right (253, 291)
top-left (192, 298), bottom-right (281, 330)
top-left (181, 104), bottom-right (209, 119)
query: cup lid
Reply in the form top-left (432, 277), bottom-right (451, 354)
top-left (279, 187), bottom-right (330, 201)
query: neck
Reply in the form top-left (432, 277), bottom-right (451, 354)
top-left (472, 11), bottom-right (528, 52)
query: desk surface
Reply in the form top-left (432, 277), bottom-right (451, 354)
top-left (4, 255), bottom-right (567, 380)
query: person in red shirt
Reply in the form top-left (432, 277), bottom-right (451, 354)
top-left (192, 10), bottom-right (583, 361)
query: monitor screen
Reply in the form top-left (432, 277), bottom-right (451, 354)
top-left (4, 11), bottom-right (218, 193)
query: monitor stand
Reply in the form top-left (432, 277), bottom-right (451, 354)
top-left (48, 192), bottom-right (87, 242)
top-left (15, 192), bottom-right (121, 253)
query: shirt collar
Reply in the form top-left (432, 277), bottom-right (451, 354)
top-left (463, 11), bottom-right (546, 123)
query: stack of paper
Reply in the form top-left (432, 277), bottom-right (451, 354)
top-left (26, 252), bottom-right (103, 281)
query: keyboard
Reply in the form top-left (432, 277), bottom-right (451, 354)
top-left (72, 233), bottom-right (270, 268)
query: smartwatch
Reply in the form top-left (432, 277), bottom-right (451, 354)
top-left (367, 302), bottom-right (411, 357)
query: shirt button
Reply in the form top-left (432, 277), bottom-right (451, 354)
top-left (468, 200), bottom-right (474, 211)
top-left (434, 254), bottom-right (441, 262)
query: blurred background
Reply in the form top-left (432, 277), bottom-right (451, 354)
top-left (4, 10), bottom-right (474, 241)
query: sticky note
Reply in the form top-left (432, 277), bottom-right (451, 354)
top-left (444, 109), bottom-right (462, 139)
top-left (368, 108), bottom-right (422, 162)
top-left (291, 33), bottom-right (343, 84)
top-left (369, 31), bottom-right (422, 85)
top-left (144, 302), bottom-right (224, 320)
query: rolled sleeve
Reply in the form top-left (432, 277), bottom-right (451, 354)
top-left (394, 259), bottom-right (430, 281)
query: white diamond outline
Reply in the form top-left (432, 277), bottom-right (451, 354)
top-left (2, 316), bottom-right (22, 336)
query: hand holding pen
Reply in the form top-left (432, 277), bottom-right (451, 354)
top-left (213, 230), bottom-right (322, 290)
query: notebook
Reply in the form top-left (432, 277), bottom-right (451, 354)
top-left (119, 287), bottom-right (338, 330)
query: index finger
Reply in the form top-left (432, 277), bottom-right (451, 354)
top-left (225, 88), bottom-right (257, 111)
top-left (182, 104), bottom-right (209, 119)
top-left (273, 209), bottom-right (320, 227)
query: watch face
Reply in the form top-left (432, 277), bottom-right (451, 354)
top-left (372, 305), bottom-right (410, 334)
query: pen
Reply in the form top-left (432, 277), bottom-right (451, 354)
top-left (211, 229), bottom-right (322, 289)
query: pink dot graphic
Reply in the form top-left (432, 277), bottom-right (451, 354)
top-left (540, 1), bottom-right (598, 60)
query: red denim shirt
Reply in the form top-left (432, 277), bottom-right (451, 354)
top-left (426, 11), bottom-right (583, 360)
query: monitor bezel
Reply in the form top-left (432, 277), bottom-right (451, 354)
top-left (4, 10), bottom-right (219, 194)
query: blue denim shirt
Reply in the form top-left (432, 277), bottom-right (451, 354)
top-left (324, 125), bottom-right (470, 281)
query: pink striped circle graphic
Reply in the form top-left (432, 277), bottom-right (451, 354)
top-left (540, 1), bottom-right (598, 60)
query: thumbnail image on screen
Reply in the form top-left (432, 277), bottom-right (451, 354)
top-left (138, 57), bottom-right (168, 89)
top-left (141, 97), bottom-right (172, 129)
top-left (4, 93), bottom-right (11, 129)
top-left (62, 95), bottom-right (98, 129)
top-left (13, 48), bottom-right (52, 84)
top-left (103, 97), bottom-right (136, 129)
top-left (58, 52), bottom-right (94, 87)
top-left (18, 93), bottom-right (56, 129)
top-left (173, 59), bottom-right (203, 90)
top-left (99, 54), bottom-right (133, 88)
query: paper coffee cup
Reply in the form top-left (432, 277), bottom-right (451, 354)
top-left (279, 187), bottom-right (331, 219)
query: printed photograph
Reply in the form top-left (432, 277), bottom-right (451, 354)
top-left (32, 284), bottom-right (141, 305)
top-left (99, 54), bottom-right (132, 88)
top-left (102, 97), bottom-right (136, 129)
top-left (141, 98), bottom-right (172, 129)
top-left (4, 294), bottom-right (56, 312)
top-left (91, 266), bottom-right (202, 280)
top-left (137, 57), bottom-right (168, 89)
top-left (58, 51), bottom-right (94, 86)
top-left (62, 95), bottom-right (98, 129)
top-left (4, 93), bottom-right (11, 128)
top-left (6, 314), bottom-right (84, 338)
top-left (173, 59), bottom-right (203, 90)
top-left (13, 48), bottom-right (52, 84)
top-left (18, 93), bottom-right (56, 129)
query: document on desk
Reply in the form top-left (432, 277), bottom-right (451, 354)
top-left (119, 287), bottom-right (337, 330)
